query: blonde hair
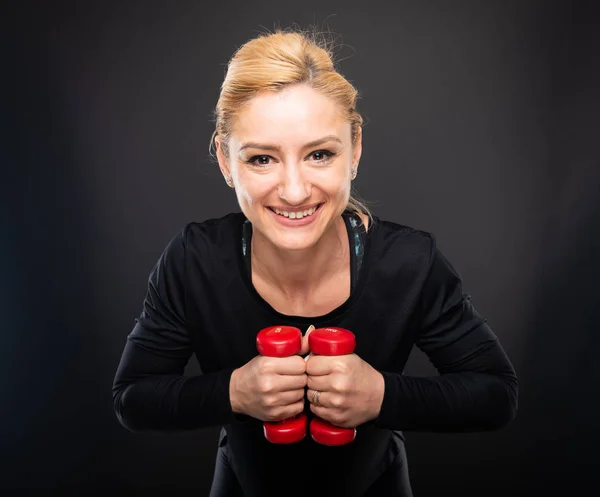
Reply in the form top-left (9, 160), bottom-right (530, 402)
top-left (209, 27), bottom-right (373, 230)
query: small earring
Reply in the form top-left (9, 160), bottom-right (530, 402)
top-left (225, 176), bottom-right (233, 187)
top-left (351, 168), bottom-right (357, 180)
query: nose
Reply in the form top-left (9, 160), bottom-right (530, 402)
top-left (278, 164), bottom-right (311, 205)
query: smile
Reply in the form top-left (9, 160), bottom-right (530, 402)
top-left (267, 203), bottom-right (324, 226)
top-left (269, 204), bottom-right (320, 219)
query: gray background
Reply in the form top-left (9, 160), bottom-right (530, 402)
top-left (4, 0), bottom-right (599, 494)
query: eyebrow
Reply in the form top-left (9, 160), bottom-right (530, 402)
top-left (239, 135), bottom-right (342, 152)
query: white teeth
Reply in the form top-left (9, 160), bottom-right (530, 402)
top-left (273, 205), bottom-right (319, 219)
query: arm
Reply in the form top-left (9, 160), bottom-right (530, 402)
top-left (373, 236), bottom-right (518, 432)
top-left (112, 228), bottom-right (240, 432)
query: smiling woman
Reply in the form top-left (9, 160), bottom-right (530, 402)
top-left (209, 31), bottom-right (375, 319)
top-left (209, 29), bottom-right (370, 226)
top-left (113, 27), bottom-right (518, 497)
top-left (217, 84), bottom-right (360, 263)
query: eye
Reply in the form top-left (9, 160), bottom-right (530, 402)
top-left (246, 155), bottom-right (273, 167)
top-left (309, 150), bottom-right (336, 163)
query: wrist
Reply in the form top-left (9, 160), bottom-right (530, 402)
top-left (229, 368), bottom-right (243, 414)
top-left (371, 371), bottom-right (385, 420)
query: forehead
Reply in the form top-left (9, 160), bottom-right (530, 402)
top-left (231, 84), bottom-right (349, 145)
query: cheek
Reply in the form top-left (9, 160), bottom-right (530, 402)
top-left (235, 182), bottom-right (256, 207)
top-left (235, 173), bottom-right (274, 208)
top-left (236, 188), bottom-right (253, 207)
top-left (319, 170), bottom-right (351, 199)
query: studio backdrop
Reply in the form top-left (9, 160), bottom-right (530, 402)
top-left (4, 0), bottom-right (599, 495)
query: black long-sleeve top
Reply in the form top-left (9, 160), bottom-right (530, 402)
top-left (112, 211), bottom-right (518, 497)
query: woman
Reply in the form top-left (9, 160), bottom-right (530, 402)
top-left (112, 29), bottom-right (518, 497)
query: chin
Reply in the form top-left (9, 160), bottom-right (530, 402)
top-left (270, 230), bottom-right (321, 251)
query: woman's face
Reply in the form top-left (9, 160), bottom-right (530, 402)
top-left (216, 84), bottom-right (362, 252)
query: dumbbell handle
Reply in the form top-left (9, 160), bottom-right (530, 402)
top-left (256, 325), bottom-right (307, 444)
top-left (308, 327), bottom-right (357, 446)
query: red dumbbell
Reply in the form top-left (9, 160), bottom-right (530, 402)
top-left (256, 325), bottom-right (307, 444)
top-left (308, 327), bottom-right (357, 446)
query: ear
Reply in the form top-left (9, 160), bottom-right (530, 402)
top-left (215, 136), bottom-right (232, 181)
top-left (352, 126), bottom-right (363, 170)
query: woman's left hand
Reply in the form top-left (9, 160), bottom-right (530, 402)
top-left (305, 353), bottom-right (385, 428)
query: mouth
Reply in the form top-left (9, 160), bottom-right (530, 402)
top-left (267, 203), bottom-right (324, 221)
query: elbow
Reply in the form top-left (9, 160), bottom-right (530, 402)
top-left (490, 399), bottom-right (517, 431)
top-left (113, 385), bottom-right (147, 433)
top-left (486, 374), bottom-right (519, 430)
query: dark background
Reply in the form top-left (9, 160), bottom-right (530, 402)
top-left (3, 0), bottom-right (599, 494)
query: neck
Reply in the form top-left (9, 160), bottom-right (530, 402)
top-left (251, 216), bottom-right (349, 299)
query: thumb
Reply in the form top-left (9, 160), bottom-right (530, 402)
top-left (300, 325), bottom-right (315, 357)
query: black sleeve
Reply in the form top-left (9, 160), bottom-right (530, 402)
top-left (112, 227), bottom-right (241, 432)
top-left (373, 236), bottom-right (518, 432)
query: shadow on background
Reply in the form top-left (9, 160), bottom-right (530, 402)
top-left (517, 0), bottom-right (600, 489)
top-left (518, 171), bottom-right (600, 492)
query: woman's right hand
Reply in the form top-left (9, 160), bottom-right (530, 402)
top-left (230, 354), bottom-right (308, 422)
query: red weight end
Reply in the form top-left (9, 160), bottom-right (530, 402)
top-left (308, 327), bottom-right (356, 356)
top-left (256, 326), bottom-right (302, 357)
top-left (263, 413), bottom-right (307, 444)
top-left (310, 417), bottom-right (356, 446)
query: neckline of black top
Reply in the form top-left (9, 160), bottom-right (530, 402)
top-left (236, 210), bottom-right (377, 324)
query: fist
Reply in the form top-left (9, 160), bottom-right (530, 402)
top-left (231, 354), bottom-right (307, 422)
top-left (305, 353), bottom-right (385, 428)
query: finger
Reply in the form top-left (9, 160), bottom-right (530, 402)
top-left (305, 355), bottom-right (334, 376)
top-left (277, 373), bottom-right (308, 392)
top-left (267, 389), bottom-right (306, 407)
top-left (309, 402), bottom-right (331, 421)
top-left (309, 404), bottom-right (352, 428)
top-left (272, 355), bottom-right (307, 375)
top-left (307, 353), bottom-right (358, 376)
top-left (272, 399), bottom-right (305, 422)
top-left (299, 325), bottom-right (315, 356)
top-left (306, 374), bottom-right (329, 392)
top-left (306, 388), bottom-right (328, 408)
top-left (286, 399), bottom-right (306, 419)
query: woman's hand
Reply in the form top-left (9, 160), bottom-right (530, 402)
top-left (230, 354), bottom-right (307, 422)
top-left (229, 325), bottom-right (314, 423)
top-left (305, 353), bottom-right (385, 428)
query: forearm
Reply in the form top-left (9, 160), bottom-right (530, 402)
top-left (372, 370), bottom-right (518, 432)
top-left (113, 367), bottom-right (239, 432)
